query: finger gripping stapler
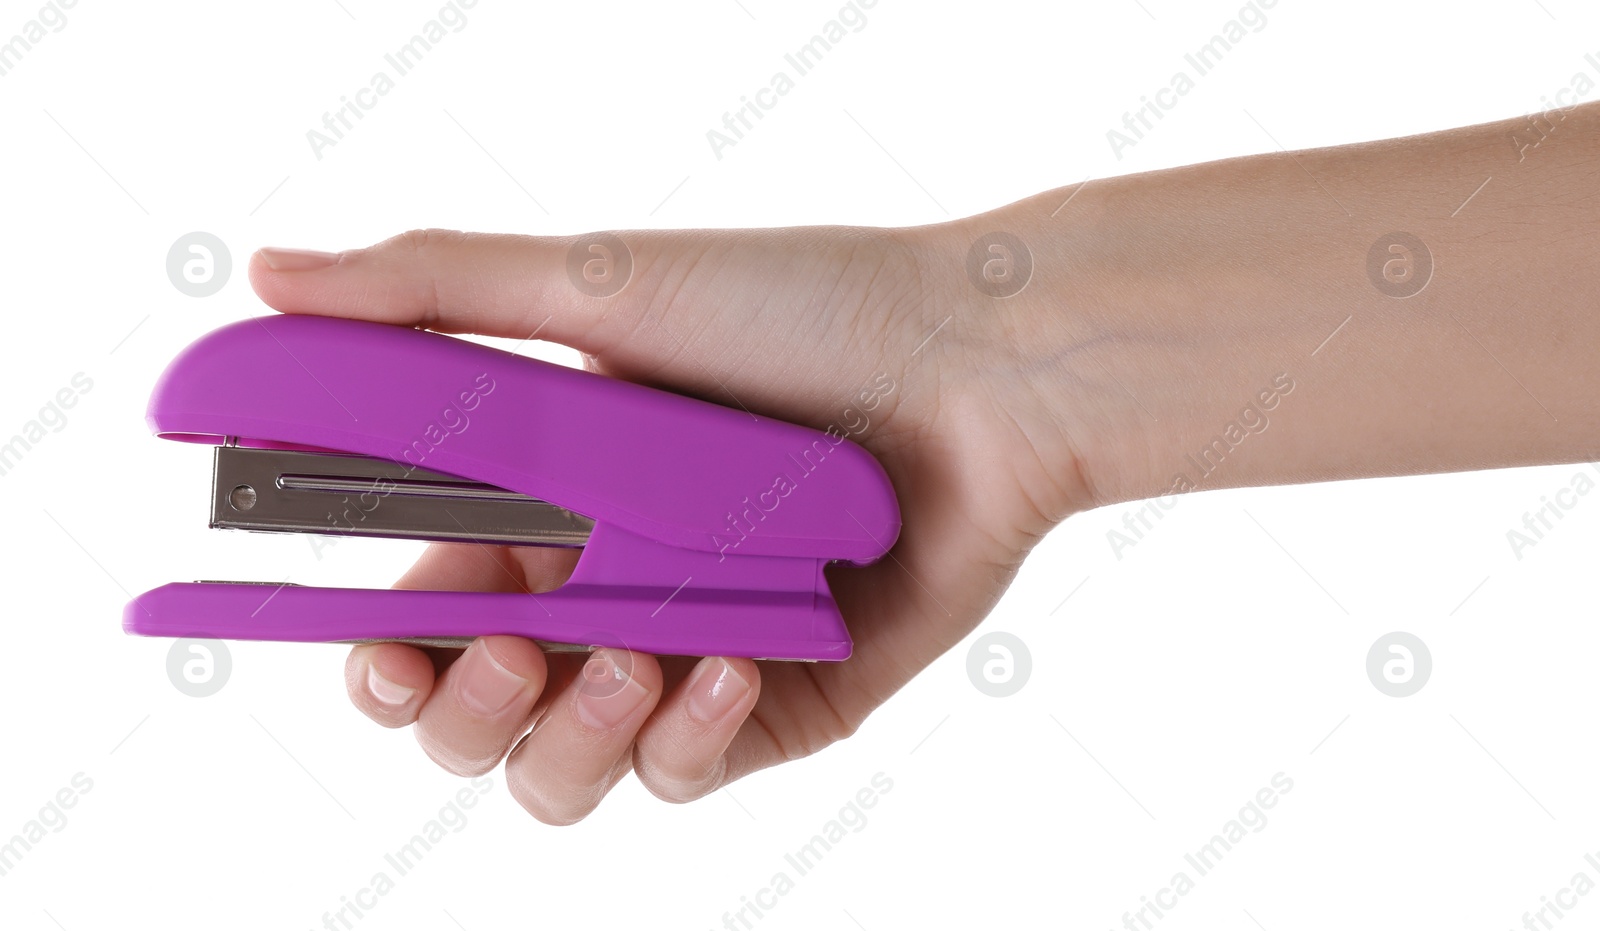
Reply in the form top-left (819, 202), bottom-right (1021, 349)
top-left (122, 315), bottom-right (901, 662)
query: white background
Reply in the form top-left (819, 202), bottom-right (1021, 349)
top-left (3, 1), bottom-right (1597, 929)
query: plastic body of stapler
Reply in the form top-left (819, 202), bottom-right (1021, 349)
top-left (122, 315), bottom-right (901, 662)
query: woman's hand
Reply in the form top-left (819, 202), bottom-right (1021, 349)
top-left (245, 101), bottom-right (1600, 825)
top-left (246, 221), bottom-right (1099, 824)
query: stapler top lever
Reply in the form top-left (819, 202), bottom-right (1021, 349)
top-left (122, 315), bottom-right (901, 662)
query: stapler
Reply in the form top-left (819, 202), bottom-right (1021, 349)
top-left (122, 315), bottom-right (900, 661)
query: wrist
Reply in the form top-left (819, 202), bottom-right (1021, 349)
top-left (926, 163), bottom-right (1319, 521)
top-left (901, 196), bottom-right (1150, 534)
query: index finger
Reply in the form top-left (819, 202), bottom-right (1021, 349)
top-left (246, 229), bottom-right (659, 354)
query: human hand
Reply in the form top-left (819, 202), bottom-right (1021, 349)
top-left (246, 221), bottom-right (1097, 824)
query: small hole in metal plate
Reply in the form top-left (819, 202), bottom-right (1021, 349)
top-left (229, 484), bottom-right (258, 511)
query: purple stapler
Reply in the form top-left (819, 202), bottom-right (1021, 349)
top-left (122, 315), bottom-right (900, 661)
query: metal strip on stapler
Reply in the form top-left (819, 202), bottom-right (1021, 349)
top-left (211, 446), bottom-right (594, 547)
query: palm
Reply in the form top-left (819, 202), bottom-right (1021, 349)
top-left (565, 227), bottom-right (1044, 779)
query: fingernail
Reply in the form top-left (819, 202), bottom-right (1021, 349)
top-left (458, 640), bottom-right (530, 716)
top-left (575, 650), bottom-right (649, 730)
top-left (366, 663), bottom-right (416, 708)
top-left (257, 247), bottom-right (340, 271)
top-left (686, 657), bottom-right (750, 724)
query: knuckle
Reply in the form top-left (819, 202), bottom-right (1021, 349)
top-left (634, 745), bottom-right (726, 805)
top-left (506, 773), bottom-right (593, 827)
top-left (366, 706), bottom-right (415, 730)
top-left (386, 227), bottom-right (462, 257)
top-left (799, 719), bottom-right (859, 759)
top-left (639, 768), bottom-right (715, 805)
top-left (773, 704), bottom-right (860, 765)
top-left (415, 730), bottom-right (503, 778)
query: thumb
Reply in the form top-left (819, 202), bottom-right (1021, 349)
top-left (247, 228), bottom-right (674, 356)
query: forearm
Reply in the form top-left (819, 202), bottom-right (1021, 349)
top-left (966, 102), bottom-right (1600, 513)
